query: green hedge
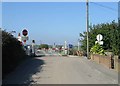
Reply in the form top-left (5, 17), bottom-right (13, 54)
top-left (39, 44), bottom-right (49, 49)
top-left (2, 30), bottom-right (26, 78)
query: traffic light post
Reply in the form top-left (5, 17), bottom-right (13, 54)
top-left (21, 29), bottom-right (29, 55)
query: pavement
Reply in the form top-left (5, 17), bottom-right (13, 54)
top-left (2, 55), bottom-right (118, 84)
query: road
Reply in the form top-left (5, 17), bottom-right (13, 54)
top-left (31, 56), bottom-right (118, 84)
top-left (35, 49), bottom-right (61, 56)
top-left (3, 54), bottom-right (118, 84)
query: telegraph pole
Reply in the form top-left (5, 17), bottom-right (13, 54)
top-left (78, 39), bottom-right (80, 51)
top-left (86, 0), bottom-right (89, 59)
top-left (64, 41), bottom-right (67, 55)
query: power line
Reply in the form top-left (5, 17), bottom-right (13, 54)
top-left (90, 2), bottom-right (117, 12)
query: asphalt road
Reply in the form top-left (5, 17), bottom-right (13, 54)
top-left (3, 55), bottom-right (118, 84)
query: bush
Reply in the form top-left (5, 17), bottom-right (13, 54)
top-left (39, 44), bottom-right (49, 49)
top-left (2, 30), bottom-right (26, 78)
top-left (69, 49), bottom-right (74, 55)
top-left (90, 43), bottom-right (105, 55)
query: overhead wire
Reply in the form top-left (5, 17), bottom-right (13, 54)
top-left (90, 2), bottom-right (118, 13)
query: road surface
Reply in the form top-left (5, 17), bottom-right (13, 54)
top-left (35, 49), bottom-right (61, 56)
top-left (3, 56), bottom-right (118, 84)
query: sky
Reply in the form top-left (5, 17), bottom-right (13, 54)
top-left (1, 0), bottom-right (120, 2)
top-left (2, 2), bottom-right (118, 45)
top-left (118, 1), bottom-right (120, 19)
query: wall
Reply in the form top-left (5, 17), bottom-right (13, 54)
top-left (114, 56), bottom-right (120, 72)
top-left (91, 54), bottom-right (112, 69)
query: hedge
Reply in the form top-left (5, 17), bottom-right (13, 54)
top-left (2, 30), bottom-right (26, 78)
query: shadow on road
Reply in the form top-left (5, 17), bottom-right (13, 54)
top-left (2, 57), bottom-right (44, 85)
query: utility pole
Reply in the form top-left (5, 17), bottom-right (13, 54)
top-left (32, 40), bottom-right (35, 56)
top-left (64, 41), bottom-right (67, 55)
top-left (78, 40), bottom-right (80, 51)
top-left (86, 0), bottom-right (89, 59)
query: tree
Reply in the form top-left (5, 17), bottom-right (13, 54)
top-left (110, 21), bottom-right (120, 55)
top-left (79, 20), bottom-right (120, 56)
top-left (39, 44), bottom-right (49, 49)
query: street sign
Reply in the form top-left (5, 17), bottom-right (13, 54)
top-left (95, 41), bottom-right (103, 45)
top-left (65, 48), bottom-right (68, 50)
top-left (32, 40), bottom-right (35, 43)
top-left (22, 29), bottom-right (28, 36)
top-left (22, 36), bottom-right (29, 41)
top-left (97, 34), bottom-right (103, 41)
top-left (96, 34), bottom-right (103, 45)
top-left (69, 44), bottom-right (73, 48)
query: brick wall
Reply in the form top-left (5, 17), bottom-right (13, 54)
top-left (114, 56), bottom-right (120, 72)
top-left (91, 54), bottom-right (112, 69)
